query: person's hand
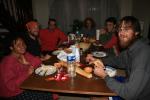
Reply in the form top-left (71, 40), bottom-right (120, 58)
top-left (100, 28), bottom-right (107, 35)
top-left (44, 54), bottom-right (51, 60)
top-left (28, 66), bottom-right (34, 75)
top-left (92, 59), bottom-right (104, 68)
top-left (86, 54), bottom-right (104, 67)
top-left (86, 54), bottom-right (95, 63)
top-left (88, 58), bottom-right (106, 79)
top-left (41, 54), bottom-right (51, 61)
top-left (94, 66), bottom-right (107, 79)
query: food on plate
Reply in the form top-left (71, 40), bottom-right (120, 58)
top-left (39, 69), bottom-right (46, 76)
top-left (35, 65), bottom-right (57, 76)
top-left (54, 61), bottom-right (92, 78)
top-left (84, 67), bottom-right (93, 73)
top-left (45, 69), bottom-right (54, 76)
top-left (76, 67), bottom-right (92, 78)
top-left (54, 62), bottom-right (62, 68)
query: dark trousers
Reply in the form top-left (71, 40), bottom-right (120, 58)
top-left (112, 76), bottom-right (125, 100)
top-left (0, 90), bottom-right (53, 100)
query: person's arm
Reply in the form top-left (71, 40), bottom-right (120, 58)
top-left (2, 58), bottom-right (29, 92)
top-left (104, 52), bottom-right (150, 100)
top-left (102, 51), bottom-right (127, 69)
top-left (105, 69), bottom-right (149, 100)
top-left (25, 52), bottom-right (41, 68)
top-left (86, 53), bottom-right (126, 69)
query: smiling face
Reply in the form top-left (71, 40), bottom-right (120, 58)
top-left (11, 38), bottom-right (26, 55)
top-left (26, 21), bottom-right (39, 37)
top-left (29, 24), bottom-right (39, 37)
top-left (118, 21), bottom-right (138, 49)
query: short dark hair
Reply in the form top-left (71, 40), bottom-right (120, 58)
top-left (9, 35), bottom-right (25, 47)
top-left (119, 16), bottom-right (141, 36)
top-left (4, 35), bottom-right (25, 55)
top-left (105, 17), bottom-right (117, 25)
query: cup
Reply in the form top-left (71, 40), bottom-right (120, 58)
top-left (96, 29), bottom-right (100, 40)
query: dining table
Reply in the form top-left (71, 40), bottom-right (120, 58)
top-left (20, 73), bottom-right (116, 96)
top-left (20, 43), bottom-right (121, 97)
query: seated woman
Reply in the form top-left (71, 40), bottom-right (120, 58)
top-left (99, 17), bottom-right (119, 56)
top-left (81, 17), bottom-right (96, 38)
top-left (0, 36), bottom-right (52, 100)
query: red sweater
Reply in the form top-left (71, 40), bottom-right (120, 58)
top-left (39, 28), bottom-right (67, 51)
top-left (104, 34), bottom-right (119, 55)
top-left (0, 53), bottom-right (41, 97)
top-left (104, 34), bottom-right (118, 48)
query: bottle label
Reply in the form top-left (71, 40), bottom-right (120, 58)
top-left (67, 53), bottom-right (75, 61)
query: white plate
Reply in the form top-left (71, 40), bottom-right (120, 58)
top-left (105, 66), bottom-right (117, 77)
top-left (92, 51), bottom-right (107, 58)
top-left (52, 50), bottom-right (62, 55)
top-left (35, 65), bottom-right (57, 76)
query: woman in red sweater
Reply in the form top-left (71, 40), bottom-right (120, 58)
top-left (0, 36), bottom-right (52, 100)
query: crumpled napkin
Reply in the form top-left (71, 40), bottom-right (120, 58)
top-left (105, 66), bottom-right (117, 77)
top-left (57, 50), bottom-right (68, 62)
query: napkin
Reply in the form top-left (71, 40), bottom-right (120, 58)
top-left (105, 66), bottom-right (117, 77)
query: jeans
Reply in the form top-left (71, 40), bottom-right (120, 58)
top-left (112, 76), bottom-right (125, 100)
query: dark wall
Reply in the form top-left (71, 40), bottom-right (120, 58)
top-left (132, 0), bottom-right (150, 38)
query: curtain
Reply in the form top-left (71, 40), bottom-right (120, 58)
top-left (49, 0), bottom-right (120, 33)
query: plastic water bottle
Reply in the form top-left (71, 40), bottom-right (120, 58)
top-left (70, 44), bottom-right (80, 62)
top-left (67, 53), bottom-right (76, 77)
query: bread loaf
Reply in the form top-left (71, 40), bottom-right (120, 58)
top-left (76, 66), bottom-right (92, 78)
top-left (57, 61), bottom-right (92, 78)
